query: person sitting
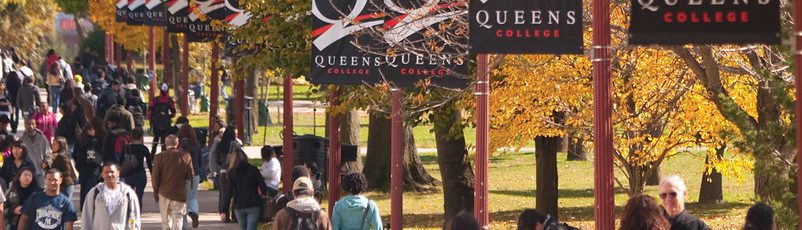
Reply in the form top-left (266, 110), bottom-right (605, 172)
top-left (619, 193), bottom-right (670, 230)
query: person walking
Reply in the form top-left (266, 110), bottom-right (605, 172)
top-left (21, 118), bottom-right (50, 188)
top-left (148, 83), bottom-right (176, 156)
top-left (152, 135), bottom-right (194, 230)
top-left (123, 128), bottom-right (152, 209)
top-left (74, 118), bottom-right (105, 209)
top-left (1, 141), bottom-right (34, 189)
top-left (55, 103), bottom-right (85, 157)
top-left (15, 77), bottom-right (40, 121)
top-left (272, 177), bottom-right (331, 230)
top-left (48, 137), bottom-right (77, 199)
top-left (17, 169), bottom-right (77, 230)
top-left (81, 162), bottom-right (141, 230)
top-left (178, 124), bottom-right (201, 228)
top-left (331, 172), bottom-right (382, 230)
top-left (31, 101), bottom-right (57, 142)
top-left (225, 149), bottom-right (267, 230)
top-left (6, 58), bottom-right (22, 133)
top-left (619, 193), bottom-right (670, 230)
top-left (4, 167), bottom-right (40, 230)
top-left (43, 50), bottom-right (66, 114)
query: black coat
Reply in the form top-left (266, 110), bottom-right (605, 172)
top-left (666, 210), bottom-right (710, 230)
top-left (74, 136), bottom-right (103, 178)
top-left (225, 161), bottom-right (268, 210)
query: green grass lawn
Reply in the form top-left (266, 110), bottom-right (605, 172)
top-left (244, 150), bottom-right (752, 229)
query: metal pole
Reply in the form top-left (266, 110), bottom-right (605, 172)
top-left (115, 43), bottom-right (121, 66)
top-left (181, 36), bottom-right (190, 116)
top-left (210, 42), bottom-right (220, 138)
top-left (148, 26), bottom-right (156, 101)
top-left (327, 87), bottom-right (341, 213)
top-left (282, 76), bottom-right (295, 193)
top-left (162, 30), bottom-right (170, 89)
top-left (474, 54), bottom-right (490, 229)
top-left (235, 76), bottom-right (245, 140)
top-left (592, 0), bottom-right (614, 226)
top-left (794, 0), bottom-right (802, 224)
top-left (391, 89), bottom-right (403, 230)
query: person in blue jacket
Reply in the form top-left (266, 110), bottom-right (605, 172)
top-left (331, 172), bottom-right (382, 230)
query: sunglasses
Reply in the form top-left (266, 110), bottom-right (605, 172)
top-left (659, 192), bottom-right (678, 199)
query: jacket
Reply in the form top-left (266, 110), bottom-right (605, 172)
top-left (81, 182), bottom-right (141, 230)
top-left (332, 195), bottom-right (383, 230)
top-left (273, 196), bottom-right (332, 230)
top-left (50, 153), bottom-right (77, 186)
top-left (152, 148), bottom-right (194, 202)
top-left (104, 105), bottom-right (135, 131)
top-left (21, 129), bottom-right (51, 174)
top-left (15, 83), bottom-right (39, 114)
top-left (226, 161), bottom-right (268, 210)
top-left (666, 210), bottom-right (710, 230)
top-left (1, 156), bottom-right (34, 186)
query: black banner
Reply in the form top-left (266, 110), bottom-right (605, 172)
top-left (126, 0), bottom-right (147, 25)
top-left (469, 0), bottom-right (583, 54)
top-left (116, 0), bottom-right (129, 22)
top-left (143, 0), bottom-right (167, 26)
top-left (629, 0), bottom-right (780, 45)
top-left (164, 0), bottom-right (224, 42)
top-left (310, 0), bottom-right (468, 88)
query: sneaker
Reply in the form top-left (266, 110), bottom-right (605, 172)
top-left (189, 212), bottom-right (199, 228)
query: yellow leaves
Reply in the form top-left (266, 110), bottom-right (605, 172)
top-left (88, 0), bottom-right (164, 50)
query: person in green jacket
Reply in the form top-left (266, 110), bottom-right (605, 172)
top-left (331, 172), bottom-right (382, 230)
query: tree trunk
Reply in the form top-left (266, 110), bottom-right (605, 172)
top-left (169, 34), bottom-right (180, 89)
top-left (340, 107), bottom-right (362, 173)
top-left (535, 135), bottom-right (561, 216)
top-left (627, 166), bottom-right (646, 195)
top-left (566, 130), bottom-right (587, 161)
top-left (646, 166), bottom-right (661, 186)
top-left (247, 69), bottom-right (258, 135)
top-left (432, 104), bottom-right (474, 224)
top-left (364, 111), bottom-right (439, 192)
top-left (699, 145), bottom-right (724, 204)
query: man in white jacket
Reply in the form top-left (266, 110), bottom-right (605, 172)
top-left (81, 162), bottom-right (141, 230)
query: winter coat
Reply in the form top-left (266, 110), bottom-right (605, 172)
top-left (81, 182), bottom-right (141, 230)
top-left (21, 129), bottom-right (51, 175)
top-left (331, 195), bottom-right (383, 230)
top-left (16, 83), bottom-right (39, 115)
top-left (225, 161), bottom-right (268, 210)
top-left (272, 196), bottom-right (332, 230)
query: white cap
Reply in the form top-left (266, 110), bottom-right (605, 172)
top-left (160, 83), bottom-right (168, 92)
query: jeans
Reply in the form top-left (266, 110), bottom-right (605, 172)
top-left (48, 85), bottom-right (61, 113)
top-left (158, 194), bottom-right (186, 230)
top-left (124, 172), bottom-right (147, 209)
top-left (60, 184), bottom-right (74, 199)
top-left (79, 173), bottom-right (98, 209)
top-left (183, 175), bottom-right (200, 227)
top-left (151, 129), bottom-right (168, 156)
top-left (234, 206), bottom-right (261, 230)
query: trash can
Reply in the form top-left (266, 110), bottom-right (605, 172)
top-left (200, 96), bottom-right (209, 112)
top-left (225, 97), bottom-right (254, 145)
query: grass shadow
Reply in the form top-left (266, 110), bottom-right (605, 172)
top-left (490, 188), bottom-right (596, 198)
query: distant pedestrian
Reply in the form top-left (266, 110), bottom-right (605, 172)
top-left (15, 77), bottom-right (40, 121)
top-left (17, 169), bottom-right (77, 230)
top-left (152, 135), bottom-right (194, 230)
top-left (744, 202), bottom-right (776, 230)
top-left (445, 211), bottom-right (479, 230)
top-left (619, 193), bottom-right (670, 230)
top-left (331, 172), bottom-right (382, 230)
top-left (225, 149), bottom-right (266, 230)
top-left (31, 101), bottom-right (57, 142)
top-left (272, 177), bottom-right (331, 230)
top-left (148, 83), bottom-right (176, 156)
top-left (658, 175), bottom-right (709, 230)
top-left (81, 162), bottom-right (141, 230)
top-left (21, 118), bottom-right (50, 188)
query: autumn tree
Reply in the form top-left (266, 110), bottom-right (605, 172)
top-left (0, 0), bottom-right (60, 64)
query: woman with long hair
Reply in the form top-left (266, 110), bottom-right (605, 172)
top-left (178, 123), bottom-right (202, 227)
top-left (49, 136), bottom-right (77, 198)
top-left (224, 149), bottom-right (265, 230)
top-left (5, 167), bottom-right (40, 230)
top-left (123, 128), bottom-right (152, 209)
top-left (619, 193), bottom-right (670, 230)
top-left (0, 141), bottom-right (33, 189)
top-left (213, 126), bottom-right (238, 222)
top-left (73, 118), bottom-right (104, 208)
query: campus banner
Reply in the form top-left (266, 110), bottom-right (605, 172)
top-left (309, 0), bottom-right (469, 89)
top-left (629, 0), bottom-right (780, 45)
top-left (142, 0), bottom-right (167, 26)
top-left (126, 0), bottom-right (147, 25)
top-left (469, 0), bottom-right (583, 54)
top-left (116, 0), bottom-right (129, 22)
top-left (164, 0), bottom-right (224, 42)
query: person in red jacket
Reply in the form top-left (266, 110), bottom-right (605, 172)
top-left (148, 83), bottom-right (176, 156)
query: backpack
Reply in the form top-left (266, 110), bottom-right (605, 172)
top-left (286, 208), bottom-right (320, 230)
top-left (48, 61), bottom-right (61, 76)
top-left (151, 98), bottom-right (172, 129)
top-left (125, 89), bottom-right (146, 128)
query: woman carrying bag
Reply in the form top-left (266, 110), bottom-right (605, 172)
top-left (224, 149), bottom-right (267, 230)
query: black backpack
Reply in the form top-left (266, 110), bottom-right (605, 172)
top-left (125, 89), bottom-right (146, 128)
top-left (286, 208), bottom-right (320, 230)
top-left (150, 98), bottom-right (172, 129)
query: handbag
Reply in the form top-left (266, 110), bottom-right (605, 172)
top-left (259, 187), bottom-right (279, 223)
top-left (119, 144), bottom-right (138, 177)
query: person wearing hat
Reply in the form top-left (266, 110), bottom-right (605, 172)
top-left (272, 177), bottom-right (332, 230)
top-left (148, 83), bottom-right (176, 155)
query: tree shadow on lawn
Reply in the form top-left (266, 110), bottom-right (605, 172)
top-left (490, 188), bottom-right (626, 198)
